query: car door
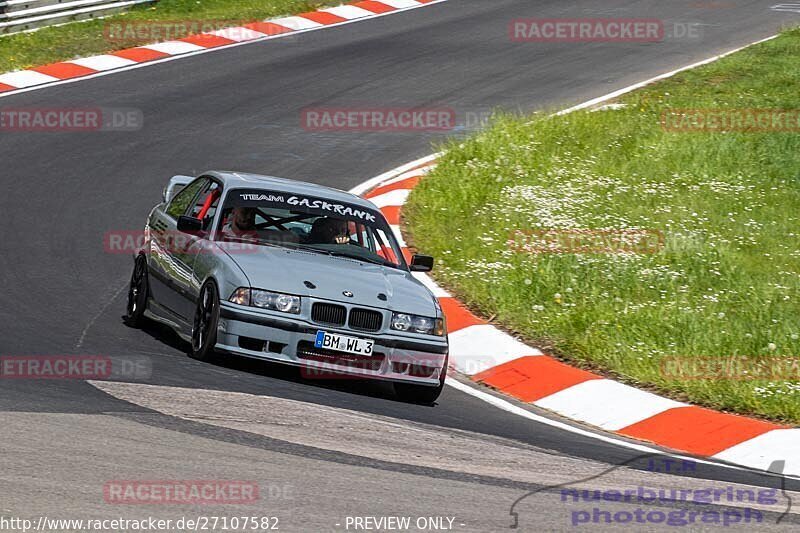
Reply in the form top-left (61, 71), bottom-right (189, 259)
top-left (175, 179), bottom-right (223, 319)
top-left (148, 176), bottom-right (209, 319)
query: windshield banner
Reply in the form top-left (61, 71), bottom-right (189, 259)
top-left (231, 190), bottom-right (379, 224)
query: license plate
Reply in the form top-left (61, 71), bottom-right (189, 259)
top-left (314, 330), bottom-right (374, 356)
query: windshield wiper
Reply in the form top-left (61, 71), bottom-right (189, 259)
top-left (327, 250), bottom-right (393, 267)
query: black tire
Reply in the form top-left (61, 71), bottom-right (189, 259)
top-left (190, 280), bottom-right (221, 362)
top-left (394, 381), bottom-right (444, 405)
top-left (124, 255), bottom-right (149, 328)
top-left (394, 355), bottom-right (448, 405)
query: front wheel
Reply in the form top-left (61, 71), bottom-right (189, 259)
top-left (190, 281), bottom-right (220, 362)
top-left (124, 255), bottom-right (149, 327)
top-left (394, 380), bottom-right (445, 405)
top-left (395, 354), bottom-right (448, 405)
top-left (394, 355), bottom-right (450, 405)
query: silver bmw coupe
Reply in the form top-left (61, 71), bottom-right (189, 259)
top-left (125, 171), bottom-right (449, 403)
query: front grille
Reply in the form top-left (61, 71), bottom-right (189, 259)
top-left (348, 308), bottom-right (383, 332)
top-left (296, 341), bottom-right (385, 371)
top-left (311, 302), bottom-right (346, 326)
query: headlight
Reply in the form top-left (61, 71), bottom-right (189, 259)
top-left (391, 312), bottom-right (445, 336)
top-left (229, 287), bottom-right (250, 305)
top-left (229, 288), bottom-right (301, 314)
top-left (391, 313), bottom-right (412, 331)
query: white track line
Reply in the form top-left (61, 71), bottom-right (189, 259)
top-left (555, 34), bottom-right (779, 116)
top-left (350, 153), bottom-right (441, 196)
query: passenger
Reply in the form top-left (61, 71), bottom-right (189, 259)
top-left (308, 217), bottom-right (350, 244)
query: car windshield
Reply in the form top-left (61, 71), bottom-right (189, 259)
top-left (216, 188), bottom-right (407, 269)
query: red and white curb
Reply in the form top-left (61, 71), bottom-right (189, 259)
top-left (353, 155), bottom-right (799, 477)
top-left (0, 0), bottom-right (442, 96)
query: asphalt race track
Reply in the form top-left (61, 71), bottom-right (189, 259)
top-left (1, 1), bottom-right (800, 530)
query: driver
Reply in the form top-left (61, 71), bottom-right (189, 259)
top-left (222, 207), bottom-right (257, 237)
top-left (308, 217), bottom-right (349, 244)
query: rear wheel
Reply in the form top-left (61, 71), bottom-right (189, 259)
top-left (124, 255), bottom-right (149, 327)
top-left (190, 281), bottom-right (220, 362)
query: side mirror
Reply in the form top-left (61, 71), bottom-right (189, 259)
top-left (177, 215), bottom-right (202, 233)
top-left (409, 254), bottom-right (434, 272)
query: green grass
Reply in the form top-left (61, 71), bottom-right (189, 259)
top-left (405, 28), bottom-right (800, 424)
top-left (0, 0), bottom-right (339, 73)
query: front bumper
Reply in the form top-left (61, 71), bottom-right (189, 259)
top-left (217, 303), bottom-right (448, 386)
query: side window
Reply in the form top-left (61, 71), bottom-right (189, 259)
top-left (166, 178), bottom-right (207, 219)
top-left (373, 227), bottom-right (400, 264)
top-left (190, 181), bottom-right (223, 229)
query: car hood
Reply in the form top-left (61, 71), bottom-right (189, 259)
top-left (218, 244), bottom-right (437, 315)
